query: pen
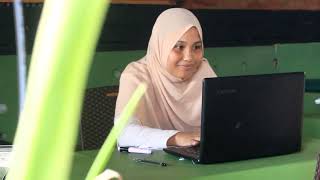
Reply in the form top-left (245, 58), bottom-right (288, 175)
top-left (134, 158), bottom-right (167, 167)
top-left (118, 146), bottom-right (152, 154)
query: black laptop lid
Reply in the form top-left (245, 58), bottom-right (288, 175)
top-left (199, 72), bottom-right (305, 163)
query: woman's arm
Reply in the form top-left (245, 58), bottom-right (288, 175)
top-left (117, 117), bottom-right (179, 149)
top-left (117, 117), bottom-right (200, 149)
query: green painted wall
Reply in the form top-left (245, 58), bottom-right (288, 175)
top-left (205, 43), bottom-right (320, 115)
top-left (0, 55), bottom-right (19, 142)
top-left (0, 42), bottom-right (319, 142)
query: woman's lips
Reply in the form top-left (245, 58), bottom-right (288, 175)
top-left (178, 64), bottom-right (194, 70)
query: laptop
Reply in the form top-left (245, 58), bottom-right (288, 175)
top-left (164, 72), bottom-right (305, 164)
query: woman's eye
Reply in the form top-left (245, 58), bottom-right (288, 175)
top-left (174, 45), bottom-right (184, 50)
top-left (194, 44), bottom-right (202, 50)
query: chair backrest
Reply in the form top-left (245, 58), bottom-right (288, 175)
top-left (77, 85), bottom-right (118, 150)
top-left (315, 154), bottom-right (320, 180)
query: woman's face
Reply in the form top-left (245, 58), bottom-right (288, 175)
top-left (166, 27), bottom-right (203, 81)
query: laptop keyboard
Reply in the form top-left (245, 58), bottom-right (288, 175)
top-left (166, 145), bottom-right (200, 159)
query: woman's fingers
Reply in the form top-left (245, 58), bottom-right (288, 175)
top-left (191, 131), bottom-right (200, 141)
top-left (191, 139), bottom-right (200, 146)
top-left (193, 135), bottom-right (200, 141)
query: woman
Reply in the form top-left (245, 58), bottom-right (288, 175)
top-left (115, 8), bottom-right (217, 149)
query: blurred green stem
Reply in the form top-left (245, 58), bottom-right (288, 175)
top-left (7, 0), bottom-right (109, 180)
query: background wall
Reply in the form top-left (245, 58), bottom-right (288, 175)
top-left (1, 42), bottom-right (319, 142)
top-left (3, 4), bottom-right (320, 53)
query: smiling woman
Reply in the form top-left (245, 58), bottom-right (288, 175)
top-left (114, 8), bottom-right (217, 149)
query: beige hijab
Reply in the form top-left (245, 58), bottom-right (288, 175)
top-left (115, 8), bottom-right (216, 132)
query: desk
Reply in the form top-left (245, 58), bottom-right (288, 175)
top-left (71, 138), bottom-right (320, 180)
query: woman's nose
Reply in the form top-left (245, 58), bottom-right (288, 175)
top-left (183, 48), bottom-right (193, 61)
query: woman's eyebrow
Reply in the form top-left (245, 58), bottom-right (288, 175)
top-left (176, 41), bottom-right (186, 44)
top-left (176, 40), bottom-right (202, 44)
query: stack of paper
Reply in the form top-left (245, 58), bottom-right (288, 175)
top-left (0, 145), bottom-right (12, 180)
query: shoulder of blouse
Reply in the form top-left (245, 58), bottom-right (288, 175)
top-left (120, 60), bottom-right (152, 85)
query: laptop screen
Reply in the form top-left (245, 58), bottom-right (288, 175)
top-left (164, 72), bottom-right (305, 164)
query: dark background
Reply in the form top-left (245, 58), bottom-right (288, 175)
top-left (1, 3), bottom-right (320, 54)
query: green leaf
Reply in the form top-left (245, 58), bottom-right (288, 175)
top-left (6, 0), bottom-right (110, 180)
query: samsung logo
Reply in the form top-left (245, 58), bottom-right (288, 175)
top-left (216, 89), bottom-right (238, 95)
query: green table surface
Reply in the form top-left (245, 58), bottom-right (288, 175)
top-left (71, 138), bottom-right (320, 180)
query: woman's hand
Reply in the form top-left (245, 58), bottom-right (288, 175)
top-left (166, 132), bottom-right (200, 147)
